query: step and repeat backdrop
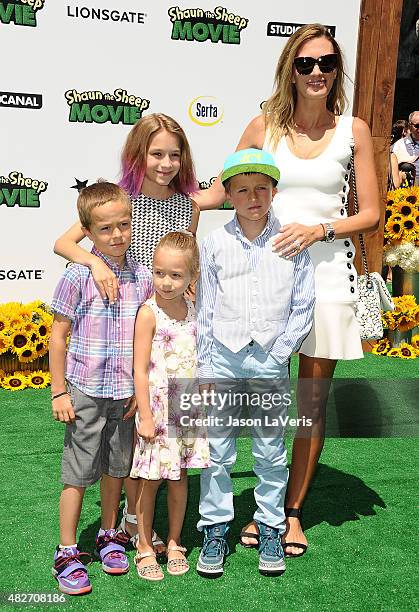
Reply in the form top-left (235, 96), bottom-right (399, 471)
top-left (1, 0), bottom-right (361, 302)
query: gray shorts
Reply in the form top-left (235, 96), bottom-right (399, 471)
top-left (61, 383), bottom-right (134, 487)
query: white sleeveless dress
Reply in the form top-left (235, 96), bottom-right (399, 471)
top-left (266, 116), bottom-right (363, 360)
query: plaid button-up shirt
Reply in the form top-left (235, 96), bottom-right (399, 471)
top-left (51, 247), bottom-right (153, 399)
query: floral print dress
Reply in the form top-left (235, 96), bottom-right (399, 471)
top-left (130, 297), bottom-right (210, 480)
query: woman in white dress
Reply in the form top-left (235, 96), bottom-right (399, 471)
top-left (194, 24), bottom-right (380, 556)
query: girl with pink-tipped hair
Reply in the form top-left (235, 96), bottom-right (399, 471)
top-left (54, 113), bottom-right (200, 555)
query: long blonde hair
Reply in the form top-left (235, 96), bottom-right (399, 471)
top-left (263, 24), bottom-right (347, 148)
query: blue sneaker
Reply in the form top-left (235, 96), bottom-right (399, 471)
top-left (196, 523), bottom-right (229, 578)
top-left (257, 522), bottom-right (286, 576)
top-left (52, 546), bottom-right (92, 595)
top-left (95, 529), bottom-right (130, 575)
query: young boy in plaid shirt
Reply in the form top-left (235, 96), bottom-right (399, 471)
top-left (49, 182), bottom-right (153, 595)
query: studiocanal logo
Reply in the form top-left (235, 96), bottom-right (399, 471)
top-left (0, 0), bottom-right (45, 27)
top-left (267, 22), bottom-right (336, 37)
top-left (65, 88), bottom-right (150, 125)
top-left (0, 91), bottom-right (42, 110)
top-left (188, 96), bottom-right (223, 127)
top-left (0, 171), bottom-right (48, 208)
top-left (66, 4), bottom-right (147, 24)
top-left (168, 6), bottom-right (249, 44)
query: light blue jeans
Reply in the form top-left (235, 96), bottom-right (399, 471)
top-left (197, 339), bottom-right (289, 533)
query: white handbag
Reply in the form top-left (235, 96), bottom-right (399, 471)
top-left (348, 146), bottom-right (395, 340)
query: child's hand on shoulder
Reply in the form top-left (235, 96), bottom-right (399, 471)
top-left (138, 416), bottom-right (156, 443)
top-left (52, 393), bottom-right (76, 423)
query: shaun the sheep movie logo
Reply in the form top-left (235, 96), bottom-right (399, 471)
top-left (0, 0), bottom-right (45, 27)
top-left (65, 88), bottom-right (150, 125)
top-left (0, 171), bottom-right (47, 208)
top-left (168, 6), bottom-right (248, 44)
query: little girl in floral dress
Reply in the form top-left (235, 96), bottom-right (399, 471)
top-left (130, 231), bottom-right (209, 580)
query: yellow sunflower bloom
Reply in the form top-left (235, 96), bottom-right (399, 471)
top-left (0, 335), bottom-right (10, 355)
top-left (8, 315), bottom-right (22, 330)
top-left (34, 340), bottom-right (48, 358)
top-left (398, 343), bottom-right (417, 359)
top-left (16, 344), bottom-right (37, 363)
top-left (395, 295), bottom-right (417, 309)
top-left (384, 215), bottom-right (404, 241)
top-left (9, 330), bottom-right (29, 353)
top-left (394, 200), bottom-right (414, 217)
top-left (27, 370), bottom-right (51, 389)
top-left (22, 322), bottom-right (37, 334)
top-left (401, 215), bottom-right (417, 238)
top-left (397, 313), bottom-right (416, 332)
top-left (404, 186), bottom-right (419, 207)
top-left (0, 316), bottom-right (10, 335)
top-left (412, 334), bottom-right (419, 350)
top-left (2, 372), bottom-right (28, 391)
top-left (371, 339), bottom-right (390, 355)
top-left (386, 348), bottom-right (401, 358)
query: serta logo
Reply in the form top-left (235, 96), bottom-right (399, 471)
top-left (0, 269), bottom-right (44, 280)
top-left (0, 91), bottom-right (42, 110)
top-left (188, 96), bottom-right (223, 126)
top-left (168, 6), bottom-right (248, 44)
top-left (65, 88), bottom-right (150, 125)
top-left (0, 0), bottom-right (45, 27)
top-left (0, 171), bottom-right (48, 208)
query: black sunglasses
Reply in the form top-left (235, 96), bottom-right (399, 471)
top-left (293, 53), bottom-right (338, 75)
top-left (410, 122), bottom-right (419, 129)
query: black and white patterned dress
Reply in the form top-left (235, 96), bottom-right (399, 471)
top-left (128, 192), bottom-right (193, 271)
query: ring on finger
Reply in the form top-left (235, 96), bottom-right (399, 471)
top-left (293, 239), bottom-right (301, 250)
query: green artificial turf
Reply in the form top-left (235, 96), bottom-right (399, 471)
top-left (0, 353), bottom-right (417, 611)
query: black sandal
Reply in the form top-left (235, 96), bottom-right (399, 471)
top-left (282, 508), bottom-right (308, 558)
top-left (239, 526), bottom-right (260, 549)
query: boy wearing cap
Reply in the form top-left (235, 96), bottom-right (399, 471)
top-left (195, 149), bottom-right (315, 578)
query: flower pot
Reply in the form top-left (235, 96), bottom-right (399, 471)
top-left (391, 267), bottom-right (419, 300)
top-left (387, 328), bottom-right (412, 348)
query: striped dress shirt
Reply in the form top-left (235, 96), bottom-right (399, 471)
top-left (51, 247), bottom-right (153, 399)
top-left (196, 210), bottom-right (315, 378)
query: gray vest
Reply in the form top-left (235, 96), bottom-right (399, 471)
top-left (212, 218), bottom-right (295, 353)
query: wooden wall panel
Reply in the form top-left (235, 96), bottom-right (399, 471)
top-left (352, 0), bottom-right (403, 274)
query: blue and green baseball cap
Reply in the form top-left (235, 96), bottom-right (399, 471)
top-left (221, 148), bottom-right (280, 186)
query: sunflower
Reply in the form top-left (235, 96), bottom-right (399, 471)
top-left (386, 347), bottom-right (401, 358)
top-left (22, 322), bottom-right (37, 334)
top-left (385, 215), bottom-right (404, 241)
top-left (17, 306), bottom-right (32, 322)
top-left (401, 214), bottom-right (417, 235)
top-left (2, 372), bottom-right (28, 391)
top-left (0, 316), bottom-right (10, 335)
top-left (394, 200), bottom-right (414, 217)
top-left (8, 315), bottom-right (22, 330)
top-left (34, 340), bottom-right (48, 358)
top-left (396, 313), bottom-right (416, 332)
top-left (0, 369), bottom-right (5, 380)
top-left (398, 342), bottom-right (417, 359)
top-left (395, 295), bottom-right (417, 309)
top-left (371, 339), bottom-right (390, 356)
top-left (10, 330), bottom-right (28, 353)
top-left (16, 344), bottom-right (37, 363)
top-left (27, 370), bottom-right (51, 389)
top-left (405, 187), bottom-right (419, 206)
top-left (412, 334), bottom-right (419, 351)
top-left (0, 335), bottom-right (10, 354)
